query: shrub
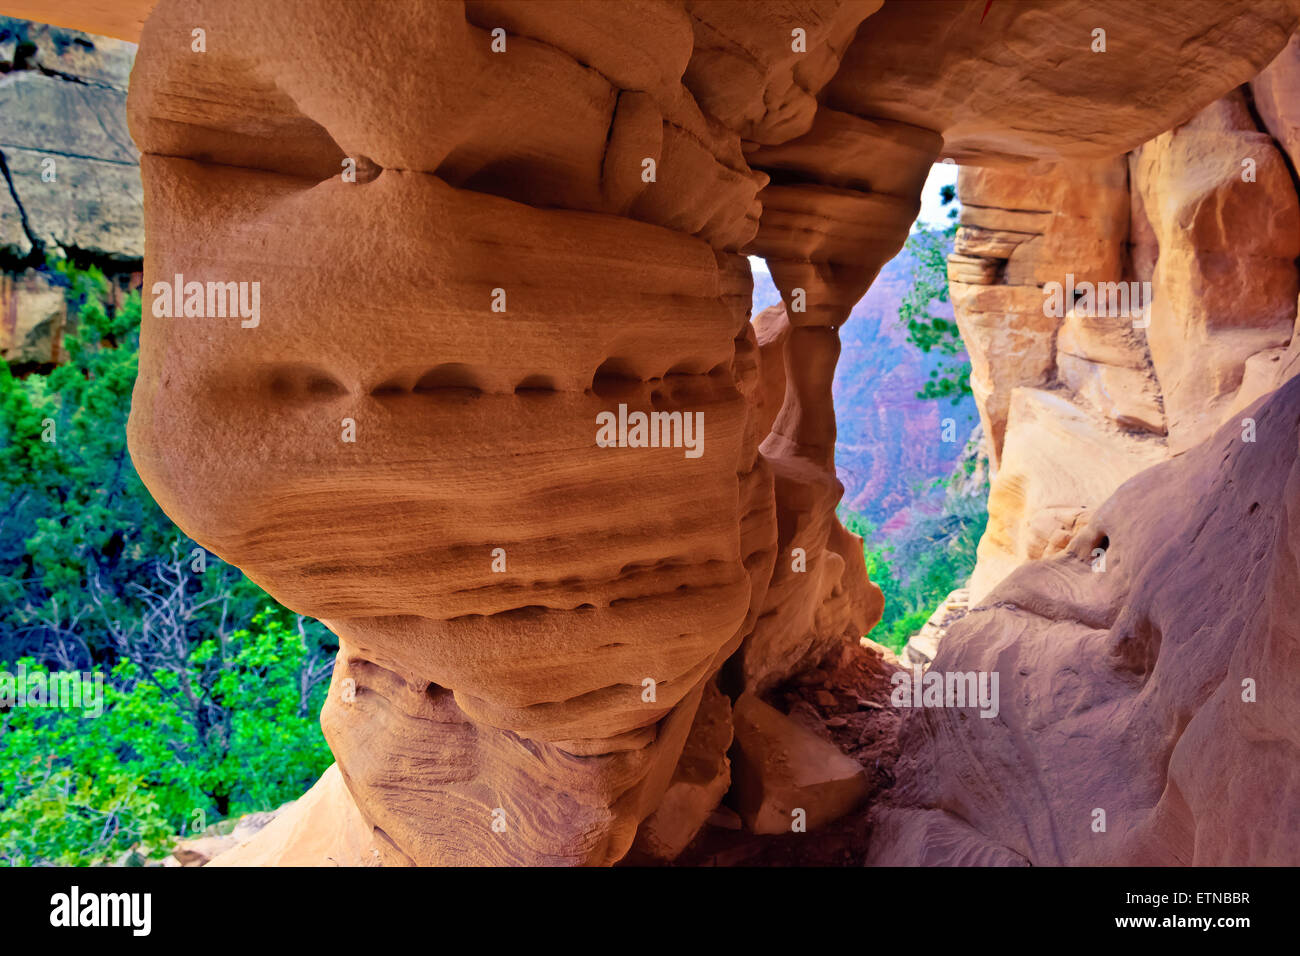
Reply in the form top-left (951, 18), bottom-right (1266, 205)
top-left (0, 606), bottom-right (333, 865)
top-left (0, 257), bottom-right (335, 865)
top-left (842, 479), bottom-right (988, 654)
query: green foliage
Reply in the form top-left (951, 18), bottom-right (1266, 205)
top-left (0, 609), bottom-right (332, 865)
top-left (1, 261), bottom-right (163, 644)
top-left (858, 181), bottom-right (984, 647)
top-left (0, 256), bottom-right (335, 865)
top-left (898, 192), bottom-right (971, 403)
top-left (842, 482), bottom-right (988, 654)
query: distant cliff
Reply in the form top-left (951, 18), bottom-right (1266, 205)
top-left (1, 16), bottom-right (141, 367)
top-left (754, 250), bottom-right (979, 533)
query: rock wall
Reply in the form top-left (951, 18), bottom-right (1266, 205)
top-left (959, 63), bottom-right (1300, 601)
top-left (875, 33), bottom-right (1300, 865)
top-left (871, 371), bottom-right (1300, 864)
top-left (11, 0), bottom-right (1300, 866)
top-left (0, 15), bottom-right (140, 365)
top-left (119, 0), bottom-right (911, 866)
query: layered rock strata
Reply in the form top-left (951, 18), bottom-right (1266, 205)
top-left (12, 0), bottom-right (1300, 866)
top-left (120, 0), bottom-right (906, 866)
top-left (956, 79), bottom-right (1300, 600)
top-left (0, 16), bottom-right (142, 364)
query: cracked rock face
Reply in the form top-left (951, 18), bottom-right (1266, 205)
top-left (0, 16), bottom-right (141, 263)
top-left (0, 16), bottom-right (141, 365)
top-left (23, 0), bottom-right (1300, 865)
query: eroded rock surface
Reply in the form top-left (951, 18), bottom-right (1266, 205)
top-left (957, 83), bottom-right (1300, 601)
top-left (15, 0), bottom-right (1300, 866)
top-left (872, 375), bottom-right (1300, 865)
top-left (0, 16), bottom-right (141, 263)
top-left (121, 0), bottom-right (898, 866)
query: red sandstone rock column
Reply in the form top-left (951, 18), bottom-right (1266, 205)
top-left (90, 0), bottom-right (1300, 866)
top-left (124, 0), bottom-right (893, 865)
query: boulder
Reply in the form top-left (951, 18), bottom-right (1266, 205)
top-left (169, 809), bottom-right (280, 867)
top-left (628, 680), bottom-right (734, 862)
top-left (730, 691), bottom-right (868, 835)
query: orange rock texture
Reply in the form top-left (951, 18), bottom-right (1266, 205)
top-left (906, 31), bottom-right (1300, 864)
top-left (957, 82), bottom-right (1300, 600)
top-left (14, 0), bottom-right (1300, 865)
top-left (120, 0), bottom-right (903, 866)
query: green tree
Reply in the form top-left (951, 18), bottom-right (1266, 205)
top-left (0, 256), bottom-right (335, 864)
top-left (841, 470), bottom-right (988, 655)
top-left (898, 187), bottom-right (970, 403)
top-left (0, 607), bottom-right (332, 865)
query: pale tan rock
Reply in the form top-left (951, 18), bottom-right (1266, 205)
top-left (746, 106), bottom-right (941, 331)
top-left (873, 376), bottom-right (1300, 865)
top-left (824, 0), bottom-right (1300, 164)
top-left (628, 680), bottom-right (733, 862)
top-left (945, 252), bottom-right (1000, 286)
top-left (1056, 310), bottom-right (1152, 373)
top-left (0, 269), bottom-right (65, 365)
top-left (730, 692), bottom-right (868, 835)
top-left (170, 809), bottom-right (279, 866)
top-left (955, 81), bottom-right (1300, 630)
top-left (868, 807), bottom-right (1030, 866)
top-left (1133, 92), bottom-right (1300, 453)
top-left (968, 388), bottom-right (1166, 602)
top-left (948, 157), bottom-right (1133, 466)
top-left (1056, 353), bottom-right (1164, 435)
top-left (1229, 338), bottom-right (1300, 419)
top-left (207, 764), bottom-right (380, 867)
top-left (950, 281), bottom-right (1058, 463)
